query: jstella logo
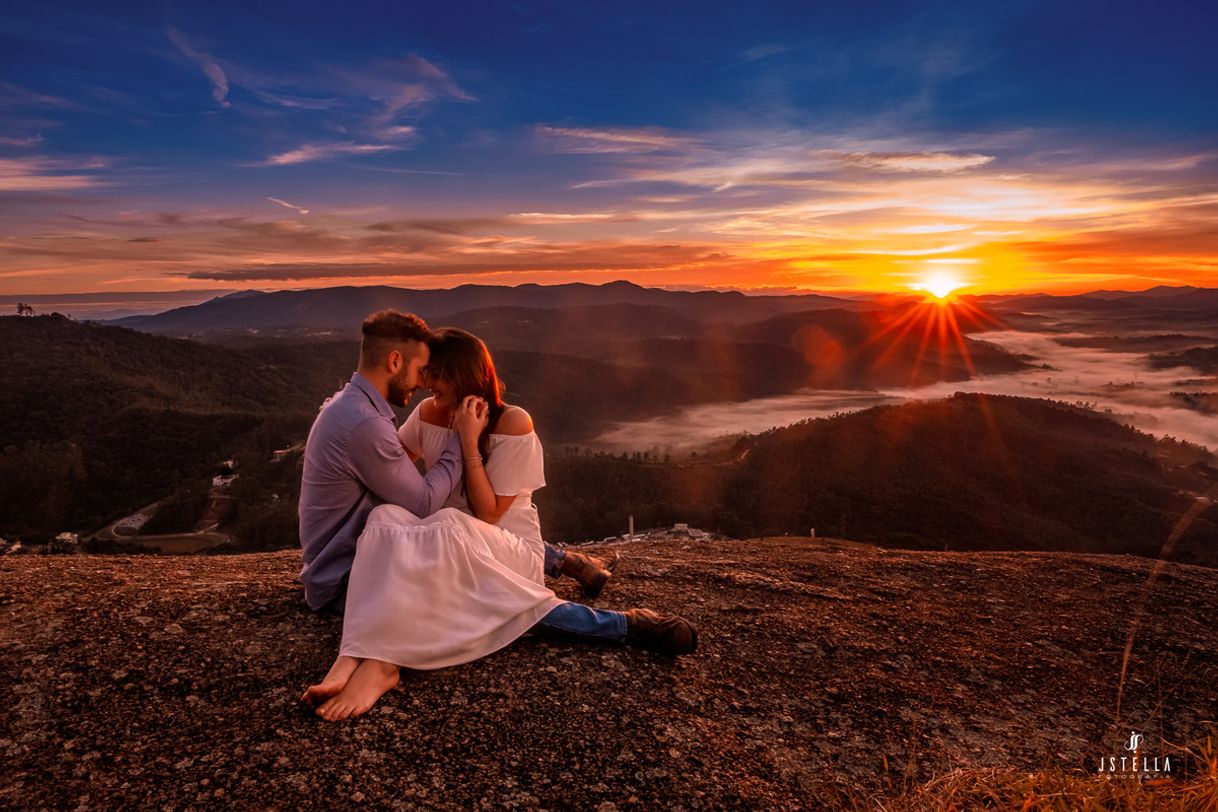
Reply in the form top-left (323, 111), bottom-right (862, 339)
top-left (1096, 731), bottom-right (1172, 775)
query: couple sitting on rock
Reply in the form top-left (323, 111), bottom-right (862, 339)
top-left (296, 310), bottom-right (698, 721)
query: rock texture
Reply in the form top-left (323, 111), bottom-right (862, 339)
top-left (2, 538), bottom-right (1216, 809)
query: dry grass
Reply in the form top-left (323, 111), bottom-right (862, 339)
top-left (846, 733), bottom-right (1218, 811)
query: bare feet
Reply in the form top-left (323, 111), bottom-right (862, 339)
top-left (300, 654), bottom-right (362, 707)
top-left (315, 658), bottom-right (400, 722)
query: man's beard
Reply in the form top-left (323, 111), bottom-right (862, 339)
top-left (386, 369), bottom-right (413, 407)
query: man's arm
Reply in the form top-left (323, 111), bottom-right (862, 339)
top-left (348, 415), bottom-right (463, 517)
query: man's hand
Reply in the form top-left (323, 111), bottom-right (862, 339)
top-left (452, 395), bottom-right (489, 451)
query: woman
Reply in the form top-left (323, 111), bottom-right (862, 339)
top-left (301, 329), bottom-right (697, 722)
top-left (401, 327), bottom-right (552, 556)
top-left (400, 327), bottom-right (615, 592)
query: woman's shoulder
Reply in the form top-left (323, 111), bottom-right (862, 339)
top-left (416, 397), bottom-right (448, 429)
top-left (492, 405), bottom-right (534, 437)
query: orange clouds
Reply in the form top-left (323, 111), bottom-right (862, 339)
top-left (2, 126), bottom-right (1215, 296)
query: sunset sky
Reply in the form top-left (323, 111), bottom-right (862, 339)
top-left (2, 1), bottom-right (1216, 297)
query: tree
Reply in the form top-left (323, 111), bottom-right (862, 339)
top-left (16, 303), bottom-right (34, 317)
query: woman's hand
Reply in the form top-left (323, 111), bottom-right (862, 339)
top-left (452, 395), bottom-right (489, 452)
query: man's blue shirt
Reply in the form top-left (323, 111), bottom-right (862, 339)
top-left (298, 372), bottom-right (462, 610)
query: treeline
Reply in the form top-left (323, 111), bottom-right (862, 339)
top-left (1148, 346), bottom-right (1218, 374)
top-left (535, 394), bottom-right (1218, 565)
top-left (0, 315), bottom-right (319, 538)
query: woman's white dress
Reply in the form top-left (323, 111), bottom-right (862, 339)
top-left (338, 408), bottom-right (563, 670)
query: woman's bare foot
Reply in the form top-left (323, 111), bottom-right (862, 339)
top-left (300, 654), bottom-right (362, 707)
top-left (315, 658), bottom-right (400, 722)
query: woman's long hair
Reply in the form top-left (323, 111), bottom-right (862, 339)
top-left (427, 327), bottom-right (506, 463)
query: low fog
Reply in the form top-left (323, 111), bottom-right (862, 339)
top-left (592, 329), bottom-right (1218, 455)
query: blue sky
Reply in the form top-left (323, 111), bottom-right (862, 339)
top-left (2, 0), bottom-right (1216, 295)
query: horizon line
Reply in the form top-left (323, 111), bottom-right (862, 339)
top-left (1, 280), bottom-right (1210, 302)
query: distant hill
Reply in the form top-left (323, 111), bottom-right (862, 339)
top-left (1081, 285), bottom-right (1202, 300)
top-left (1054, 333), bottom-right (1218, 352)
top-left (238, 301), bottom-right (1033, 396)
top-left (969, 293), bottom-right (1139, 312)
top-left (439, 302), bottom-right (704, 350)
top-left (723, 305), bottom-right (1027, 387)
top-left (111, 281), bottom-right (864, 335)
top-left (976, 287), bottom-right (1218, 315)
top-left (1169, 391), bottom-right (1218, 415)
top-left (1147, 346), bottom-right (1218, 375)
top-left (537, 394), bottom-right (1218, 564)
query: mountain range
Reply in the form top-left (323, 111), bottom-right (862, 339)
top-left (973, 285), bottom-right (1218, 311)
top-left (100, 281), bottom-right (1218, 337)
top-left (111, 281), bottom-right (866, 335)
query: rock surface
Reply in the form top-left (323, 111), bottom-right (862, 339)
top-left (2, 537), bottom-right (1216, 809)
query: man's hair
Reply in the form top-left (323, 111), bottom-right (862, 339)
top-left (359, 310), bottom-right (431, 369)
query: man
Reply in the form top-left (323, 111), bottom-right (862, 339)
top-left (298, 310), bottom-right (485, 613)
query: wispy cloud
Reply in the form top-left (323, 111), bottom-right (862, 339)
top-left (509, 211), bottom-right (638, 224)
top-left (210, 54), bottom-right (456, 166)
top-left (0, 81), bottom-right (79, 111)
top-left (178, 239), bottom-right (756, 281)
top-left (0, 156), bottom-right (109, 191)
top-left (266, 196), bottom-right (309, 215)
top-left (258, 141), bottom-right (400, 166)
top-left (193, 58), bottom-right (340, 113)
top-left (334, 161), bottom-right (472, 176)
top-left (0, 134), bottom-right (44, 147)
top-left (166, 27), bottom-right (231, 108)
top-left (329, 53), bottom-right (473, 129)
top-left (739, 44), bottom-right (787, 63)
top-left (364, 217), bottom-right (509, 234)
top-left (835, 151), bottom-right (995, 172)
top-left (376, 125), bottom-right (418, 140)
top-left (535, 125), bottom-right (695, 153)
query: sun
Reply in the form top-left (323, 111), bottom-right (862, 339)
top-left (910, 271), bottom-right (965, 301)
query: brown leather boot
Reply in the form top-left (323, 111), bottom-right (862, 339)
top-left (623, 608), bottom-right (698, 656)
top-left (559, 549), bottom-right (619, 599)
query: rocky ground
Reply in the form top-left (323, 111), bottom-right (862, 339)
top-left (2, 538), bottom-right (1216, 810)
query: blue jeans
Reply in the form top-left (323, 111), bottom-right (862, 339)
top-left (537, 544), bottom-right (625, 643)
top-left (532, 601), bottom-right (628, 644)
top-left (543, 542), bottom-right (567, 578)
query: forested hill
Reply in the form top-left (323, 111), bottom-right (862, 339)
top-left (538, 394), bottom-right (1218, 565)
top-left (0, 315), bottom-right (323, 537)
top-left (0, 314), bottom-right (302, 436)
top-left (6, 316), bottom-right (1213, 563)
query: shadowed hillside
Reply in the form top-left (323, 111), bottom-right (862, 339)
top-left (537, 394), bottom-right (1218, 564)
top-left (1, 309), bottom-right (1038, 541)
top-left (1, 539), bottom-right (1215, 808)
top-left (0, 315), bottom-right (321, 537)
